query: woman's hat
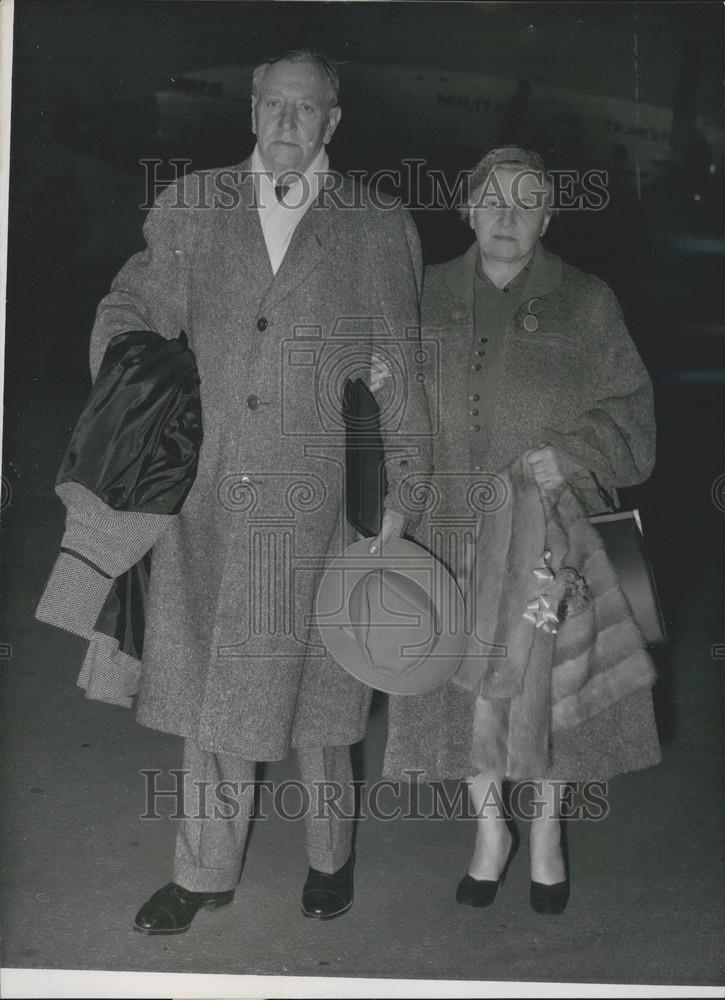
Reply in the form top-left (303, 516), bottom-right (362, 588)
top-left (315, 537), bottom-right (467, 695)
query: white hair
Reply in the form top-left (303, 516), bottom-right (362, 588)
top-left (252, 50), bottom-right (340, 109)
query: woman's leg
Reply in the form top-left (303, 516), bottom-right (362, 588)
top-left (528, 779), bottom-right (567, 885)
top-left (466, 771), bottom-right (513, 879)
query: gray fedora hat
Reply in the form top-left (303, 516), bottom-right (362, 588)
top-left (315, 537), bottom-right (466, 695)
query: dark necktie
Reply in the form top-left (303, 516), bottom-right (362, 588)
top-left (274, 183), bottom-right (289, 204)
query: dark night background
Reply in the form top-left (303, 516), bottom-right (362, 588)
top-left (1, 0), bottom-right (724, 989)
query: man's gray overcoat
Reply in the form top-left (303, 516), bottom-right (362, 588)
top-left (88, 159), bottom-right (432, 759)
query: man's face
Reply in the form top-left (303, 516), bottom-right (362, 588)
top-left (469, 166), bottom-right (551, 265)
top-left (251, 59), bottom-right (341, 176)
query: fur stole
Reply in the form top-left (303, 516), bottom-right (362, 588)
top-left (451, 456), bottom-right (656, 778)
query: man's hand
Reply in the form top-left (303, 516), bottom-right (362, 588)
top-left (526, 445), bottom-right (583, 491)
top-left (369, 351), bottom-right (392, 393)
top-left (369, 508), bottom-right (407, 553)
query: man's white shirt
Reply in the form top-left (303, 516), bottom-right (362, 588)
top-left (251, 144), bottom-right (329, 275)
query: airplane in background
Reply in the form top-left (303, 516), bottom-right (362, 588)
top-left (157, 63), bottom-right (723, 190)
top-left (55, 55), bottom-right (724, 213)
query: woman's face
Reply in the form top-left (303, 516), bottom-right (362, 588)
top-left (469, 166), bottom-right (551, 267)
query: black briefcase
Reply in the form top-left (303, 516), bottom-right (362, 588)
top-left (589, 509), bottom-right (667, 645)
top-left (343, 378), bottom-right (387, 538)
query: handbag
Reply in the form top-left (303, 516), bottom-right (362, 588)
top-left (589, 509), bottom-right (667, 645)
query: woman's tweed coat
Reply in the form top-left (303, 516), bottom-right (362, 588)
top-left (88, 159), bottom-right (432, 760)
top-left (384, 240), bottom-right (661, 781)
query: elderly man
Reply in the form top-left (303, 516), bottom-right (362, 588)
top-left (82, 50), bottom-right (430, 933)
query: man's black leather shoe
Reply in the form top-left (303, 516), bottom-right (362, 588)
top-left (133, 881), bottom-right (234, 935)
top-left (301, 854), bottom-right (354, 920)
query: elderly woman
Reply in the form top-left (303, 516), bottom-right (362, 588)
top-left (384, 146), bottom-right (660, 914)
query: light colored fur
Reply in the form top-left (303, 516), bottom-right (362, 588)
top-left (454, 456), bottom-right (655, 778)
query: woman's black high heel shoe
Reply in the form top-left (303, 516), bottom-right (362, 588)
top-left (529, 877), bottom-right (569, 914)
top-left (530, 821), bottom-right (570, 914)
top-left (456, 828), bottom-right (519, 908)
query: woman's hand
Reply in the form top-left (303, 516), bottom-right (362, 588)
top-left (526, 445), bottom-right (583, 491)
